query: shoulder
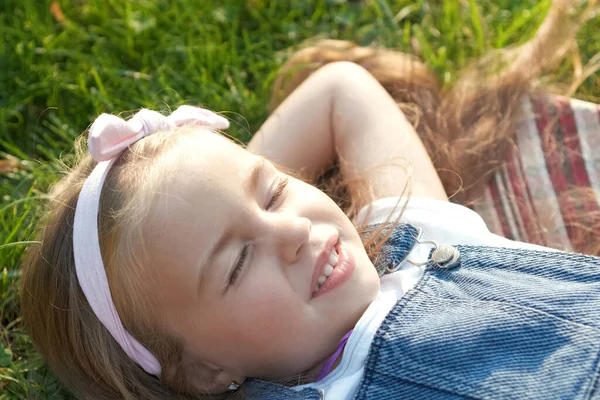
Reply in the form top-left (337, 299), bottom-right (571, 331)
top-left (356, 196), bottom-right (485, 232)
top-left (356, 196), bottom-right (551, 251)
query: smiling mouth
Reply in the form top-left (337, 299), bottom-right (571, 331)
top-left (312, 240), bottom-right (354, 298)
top-left (313, 242), bottom-right (340, 293)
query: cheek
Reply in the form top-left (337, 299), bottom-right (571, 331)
top-left (239, 270), bottom-right (297, 312)
top-left (230, 286), bottom-right (311, 352)
top-left (232, 268), bottom-right (311, 324)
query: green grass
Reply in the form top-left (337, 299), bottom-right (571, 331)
top-left (1, 0), bottom-right (599, 398)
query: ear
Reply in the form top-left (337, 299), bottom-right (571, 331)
top-left (171, 351), bottom-right (245, 394)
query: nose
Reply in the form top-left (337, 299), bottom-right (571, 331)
top-left (268, 215), bottom-right (311, 264)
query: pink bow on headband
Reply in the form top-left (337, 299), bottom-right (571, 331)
top-left (88, 105), bottom-right (230, 161)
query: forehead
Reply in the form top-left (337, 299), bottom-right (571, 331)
top-left (143, 130), bottom-right (254, 280)
top-left (155, 128), bottom-right (253, 217)
top-left (155, 130), bottom-right (254, 199)
top-left (174, 130), bottom-right (249, 180)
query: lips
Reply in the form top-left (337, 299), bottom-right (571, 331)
top-left (310, 235), bottom-right (339, 296)
top-left (314, 245), bottom-right (339, 292)
top-left (314, 242), bottom-right (354, 297)
top-left (310, 237), bottom-right (355, 298)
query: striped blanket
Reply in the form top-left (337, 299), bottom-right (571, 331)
top-left (469, 95), bottom-right (600, 253)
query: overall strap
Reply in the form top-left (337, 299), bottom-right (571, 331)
top-left (369, 223), bottom-right (421, 276)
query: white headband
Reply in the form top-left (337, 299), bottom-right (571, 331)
top-left (73, 106), bottom-right (229, 376)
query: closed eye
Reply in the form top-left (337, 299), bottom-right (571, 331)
top-left (227, 176), bottom-right (288, 290)
top-left (266, 177), bottom-right (288, 210)
top-left (229, 244), bottom-right (250, 286)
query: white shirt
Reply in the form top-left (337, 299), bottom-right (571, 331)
top-left (293, 197), bottom-right (553, 399)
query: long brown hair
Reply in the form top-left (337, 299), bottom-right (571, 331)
top-left (271, 0), bottom-right (598, 255)
top-left (19, 1), bottom-right (596, 399)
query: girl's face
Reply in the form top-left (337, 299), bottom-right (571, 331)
top-left (144, 130), bottom-right (380, 380)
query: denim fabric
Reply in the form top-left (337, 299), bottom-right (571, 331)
top-left (244, 224), bottom-right (600, 399)
top-left (370, 224), bottom-right (420, 276)
top-left (357, 245), bottom-right (600, 400)
top-left (244, 380), bottom-right (323, 399)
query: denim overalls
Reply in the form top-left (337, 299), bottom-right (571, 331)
top-left (244, 223), bottom-right (600, 399)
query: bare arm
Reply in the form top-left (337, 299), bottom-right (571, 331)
top-left (247, 62), bottom-right (447, 208)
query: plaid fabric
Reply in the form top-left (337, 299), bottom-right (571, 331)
top-left (469, 95), bottom-right (600, 252)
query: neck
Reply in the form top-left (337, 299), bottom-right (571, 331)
top-left (302, 329), bottom-right (352, 384)
top-left (295, 350), bottom-right (345, 385)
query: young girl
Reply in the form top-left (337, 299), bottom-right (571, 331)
top-left (20, 1), bottom-right (600, 399)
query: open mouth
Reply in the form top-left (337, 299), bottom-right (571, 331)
top-left (313, 241), bottom-right (340, 293)
top-left (312, 240), bottom-right (354, 298)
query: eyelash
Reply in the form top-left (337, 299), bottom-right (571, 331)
top-left (228, 177), bottom-right (289, 286)
top-left (229, 245), bottom-right (249, 285)
top-left (266, 177), bottom-right (289, 210)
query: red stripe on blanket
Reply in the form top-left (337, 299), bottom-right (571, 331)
top-left (532, 97), bottom-right (580, 245)
top-left (557, 97), bottom-right (599, 216)
top-left (506, 147), bottom-right (545, 245)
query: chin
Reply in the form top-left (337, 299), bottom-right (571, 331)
top-left (357, 265), bottom-right (381, 307)
top-left (358, 257), bottom-right (381, 291)
top-left (344, 274), bottom-right (379, 325)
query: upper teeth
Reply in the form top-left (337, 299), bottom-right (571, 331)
top-left (315, 247), bottom-right (339, 291)
top-left (328, 250), bottom-right (338, 267)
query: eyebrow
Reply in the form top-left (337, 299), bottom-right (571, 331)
top-left (196, 157), bottom-right (266, 295)
top-left (246, 157), bottom-right (266, 197)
